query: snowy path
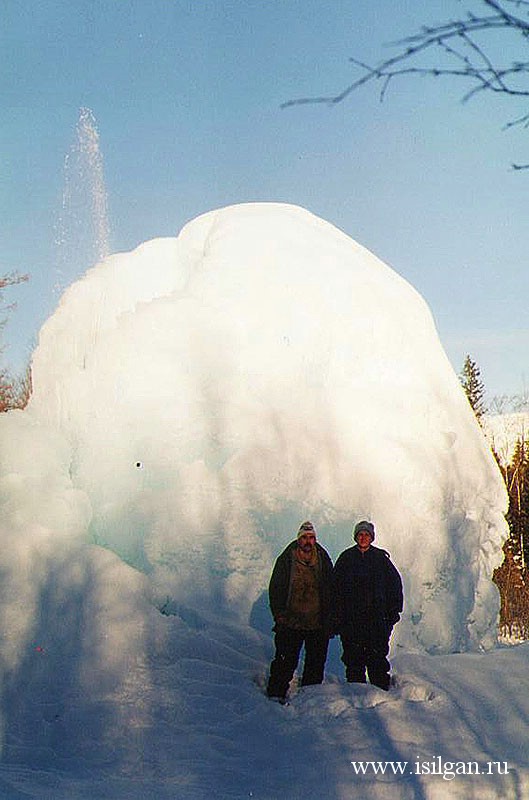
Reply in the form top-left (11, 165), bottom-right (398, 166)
top-left (0, 606), bottom-right (527, 800)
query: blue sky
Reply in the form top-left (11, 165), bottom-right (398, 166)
top-left (2, 0), bottom-right (529, 399)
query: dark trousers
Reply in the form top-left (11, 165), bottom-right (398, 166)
top-left (340, 619), bottom-right (393, 690)
top-left (267, 626), bottom-right (329, 699)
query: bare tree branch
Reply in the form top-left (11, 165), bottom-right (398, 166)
top-left (0, 271), bottom-right (31, 411)
top-left (282, 0), bottom-right (529, 138)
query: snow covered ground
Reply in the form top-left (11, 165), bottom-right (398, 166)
top-left (0, 592), bottom-right (527, 800)
top-left (0, 203), bottom-right (519, 798)
top-left (483, 412), bottom-right (529, 466)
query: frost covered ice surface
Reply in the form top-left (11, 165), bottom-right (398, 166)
top-left (27, 202), bottom-right (506, 652)
top-left (0, 202), bottom-right (517, 798)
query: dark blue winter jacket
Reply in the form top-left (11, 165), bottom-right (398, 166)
top-left (333, 545), bottom-right (403, 633)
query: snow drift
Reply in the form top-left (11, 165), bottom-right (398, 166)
top-left (8, 201), bottom-right (504, 656)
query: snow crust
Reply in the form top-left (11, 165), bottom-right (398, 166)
top-left (0, 202), bottom-right (513, 797)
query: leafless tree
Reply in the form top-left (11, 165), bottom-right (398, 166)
top-left (283, 0), bottom-right (529, 168)
top-left (0, 272), bottom-right (30, 412)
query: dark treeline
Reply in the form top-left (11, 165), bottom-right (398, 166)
top-left (461, 355), bottom-right (529, 640)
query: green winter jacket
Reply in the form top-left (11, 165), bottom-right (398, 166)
top-left (268, 540), bottom-right (334, 633)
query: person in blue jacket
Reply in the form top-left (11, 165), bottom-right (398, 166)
top-left (333, 520), bottom-right (403, 691)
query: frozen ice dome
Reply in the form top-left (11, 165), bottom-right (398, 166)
top-left (18, 202), bottom-right (507, 653)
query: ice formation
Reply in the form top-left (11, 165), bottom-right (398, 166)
top-left (3, 202), bottom-right (507, 654)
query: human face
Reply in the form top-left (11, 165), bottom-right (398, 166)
top-left (356, 530), bottom-right (373, 552)
top-left (298, 532), bottom-right (316, 554)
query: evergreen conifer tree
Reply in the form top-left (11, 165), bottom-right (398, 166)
top-left (505, 437), bottom-right (529, 571)
top-left (459, 355), bottom-right (486, 422)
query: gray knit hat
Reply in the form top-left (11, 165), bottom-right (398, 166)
top-left (353, 520), bottom-right (375, 542)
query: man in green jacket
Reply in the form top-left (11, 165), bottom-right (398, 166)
top-left (266, 521), bottom-right (334, 702)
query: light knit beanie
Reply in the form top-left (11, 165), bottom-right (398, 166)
top-left (297, 521), bottom-right (316, 539)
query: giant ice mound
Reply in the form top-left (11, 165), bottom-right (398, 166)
top-left (5, 203), bottom-right (507, 653)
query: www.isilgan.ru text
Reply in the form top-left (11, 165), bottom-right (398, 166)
top-left (350, 756), bottom-right (509, 782)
